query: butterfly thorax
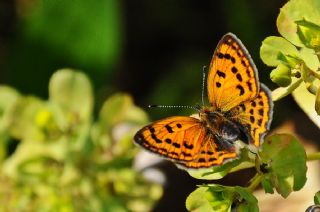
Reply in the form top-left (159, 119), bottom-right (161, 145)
top-left (200, 108), bottom-right (242, 151)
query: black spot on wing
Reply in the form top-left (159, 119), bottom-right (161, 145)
top-left (183, 142), bottom-right (194, 150)
top-left (247, 81), bottom-right (253, 91)
top-left (217, 52), bottom-right (224, 59)
top-left (224, 53), bottom-right (231, 59)
top-left (236, 85), bottom-right (245, 95)
top-left (216, 82), bottom-right (221, 88)
top-left (151, 134), bottom-right (162, 143)
top-left (165, 138), bottom-right (172, 144)
top-left (217, 70), bottom-right (226, 78)
top-left (173, 142), bottom-right (181, 148)
top-left (165, 125), bottom-right (173, 133)
top-left (230, 56), bottom-right (236, 64)
top-left (240, 104), bottom-right (246, 111)
top-left (134, 133), bottom-right (145, 144)
top-left (149, 127), bottom-right (155, 133)
top-left (182, 152), bottom-right (192, 157)
top-left (246, 69), bottom-right (251, 77)
top-left (241, 59), bottom-right (247, 67)
top-left (231, 67), bottom-right (238, 73)
top-left (236, 73), bottom-right (242, 82)
top-left (198, 158), bottom-right (205, 162)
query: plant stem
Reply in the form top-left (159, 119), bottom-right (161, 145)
top-left (271, 78), bottom-right (302, 101)
top-left (247, 173), bottom-right (263, 192)
top-left (310, 69), bottom-right (320, 80)
top-left (307, 152), bottom-right (320, 161)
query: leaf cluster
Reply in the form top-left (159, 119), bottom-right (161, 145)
top-left (185, 134), bottom-right (307, 211)
top-left (260, 0), bottom-right (320, 127)
top-left (0, 69), bottom-right (162, 211)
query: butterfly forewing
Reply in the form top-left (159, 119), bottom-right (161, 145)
top-left (229, 84), bottom-right (273, 147)
top-left (134, 116), bottom-right (206, 162)
top-left (207, 33), bottom-right (259, 112)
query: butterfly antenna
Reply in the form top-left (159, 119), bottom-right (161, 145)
top-left (202, 65), bottom-right (207, 106)
top-left (149, 104), bottom-right (200, 112)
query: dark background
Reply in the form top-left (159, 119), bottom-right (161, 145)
top-left (1, 1), bottom-right (297, 211)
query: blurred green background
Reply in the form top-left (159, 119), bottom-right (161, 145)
top-left (0, 0), bottom-right (301, 211)
top-left (0, 0), bottom-right (288, 119)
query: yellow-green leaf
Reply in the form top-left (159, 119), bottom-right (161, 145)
top-left (259, 134), bottom-right (307, 198)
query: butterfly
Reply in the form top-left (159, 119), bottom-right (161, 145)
top-left (134, 33), bottom-right (273, 168)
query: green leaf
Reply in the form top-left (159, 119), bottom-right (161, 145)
top-left (314, 191), bottom-right (320, 205)
top-left (186, 185), bottom-right (258, 212)
top-left (2, 138), bottom-right (66, 178)
top-left (277, 0), bottom-right (320, 47)
top-left (270, 64), bottom-right (292, 87)
top-left (0, 86), bottom-right (20, 131)
top-left (186, 186), bottom-right (232, 212)
top-left (49, 69), bottom-right (93, 124)
top-left (296, 19), bottom-right (320, 49)
top-left (234, 186), bottom-right (259, 212)
top-left (9, 96), bottom-right (47, 141)
top-left (98, 93), bottom-right (147, 130)
top-left (292, 80), bottom-right (320, 128)
top-left (261, 178), bottom-right (274, 194)
top-left (93, 93), bottom-right (148, 151)
top-left (299, 47), bottom-right (320, 71)
top-left (259, 134), bottom-right (307, 198)
top-left (0, 86), bottom-right (20, 115)
top-left (260, 36), bottom-right (299, 67)
top-left (0, 86), bottom-right (20, 161)
top-left (186, 187), bottom-right (216, 212)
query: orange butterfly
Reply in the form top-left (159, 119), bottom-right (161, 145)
top-left (134, 33), bottom-right (273, 168)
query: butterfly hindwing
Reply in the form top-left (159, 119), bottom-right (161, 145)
top-left (207, 33), bottom-right (259, 112)
top-left (134, 116), bottom-right (206, 162)
top-left (229, 84), bottom-right (273, 147)
top-left (179, 135), bottom-right (237, 168)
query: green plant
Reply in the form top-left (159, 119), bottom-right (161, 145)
top-left (0, 69), bottom-right (162, 211)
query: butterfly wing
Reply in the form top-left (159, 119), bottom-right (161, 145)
top-left (229, 84), bottom-right (273, 147)
top-left (134, 116), bottom-right (207, 162)
top-left (179, 134), bottom-right (237, 168)
top-left (207, 33), bottom-right (259, 112)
